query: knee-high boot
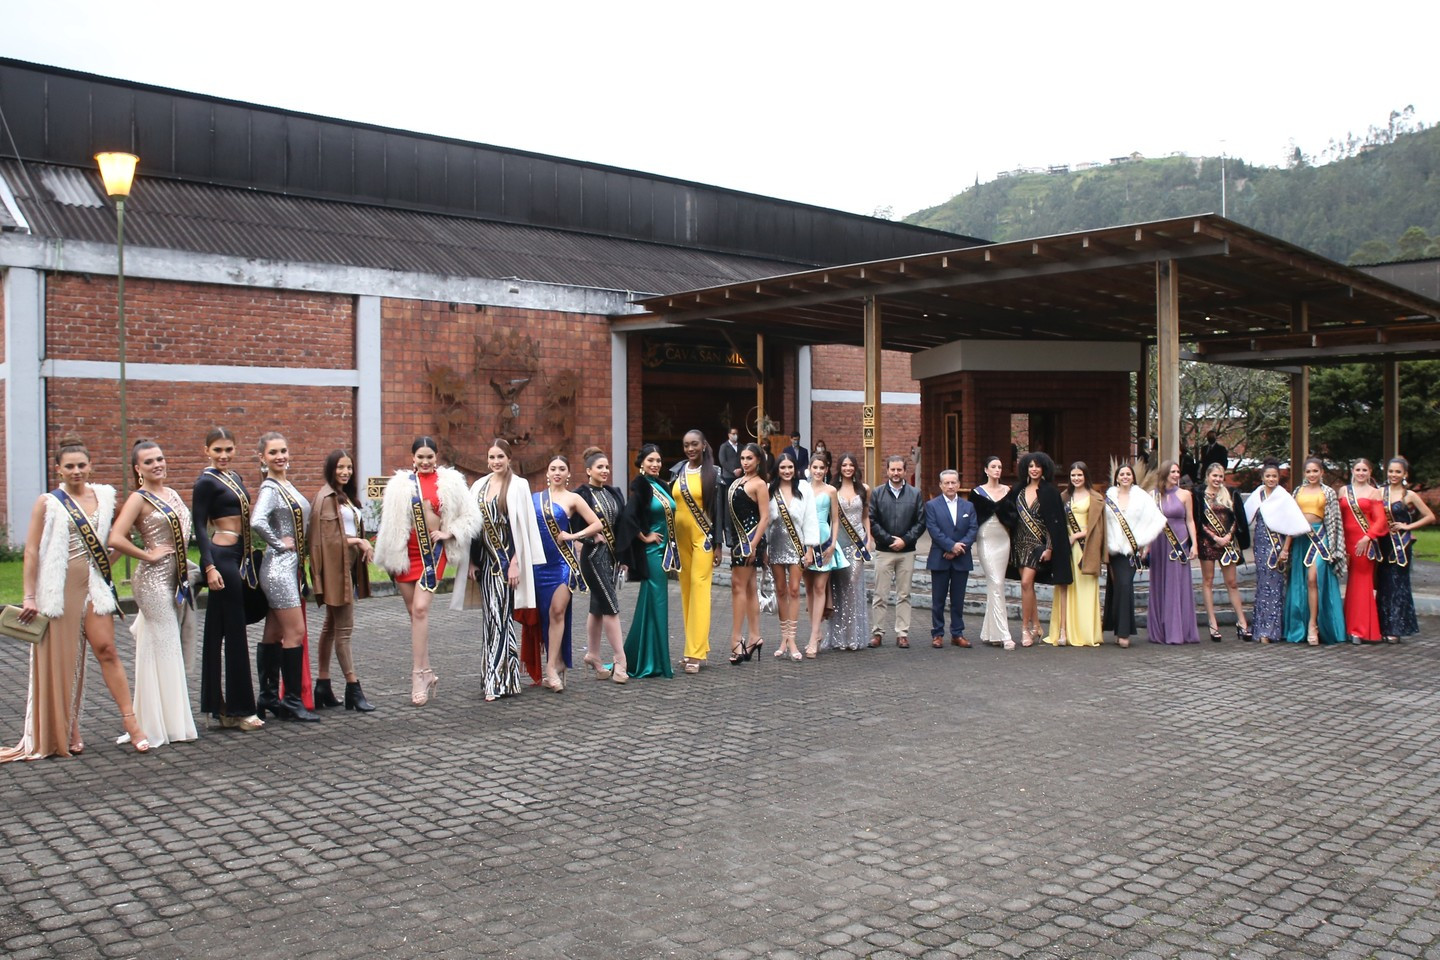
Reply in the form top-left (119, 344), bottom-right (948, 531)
top-left (255, 643), bottom-right (284, 720)
top-left (279, 647), bottom-right (321, 722)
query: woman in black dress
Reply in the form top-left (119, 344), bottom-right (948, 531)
top-left (725, 442), bottom-right (770, 663)
top-left (1377, 457), bottom-right (1436, 642)
top-left (1009, 451), bottom-right (1069, 647)
top-left (575, 447), bottom-right (637, 682)
top-left (1197, 462), bottom-right (1252, 641)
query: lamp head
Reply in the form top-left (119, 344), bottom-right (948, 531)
top-left (94, 152), bottom-right (139, 198)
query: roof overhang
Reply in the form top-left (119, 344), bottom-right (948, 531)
top-left (626, 215), bottom-right (1440, 367)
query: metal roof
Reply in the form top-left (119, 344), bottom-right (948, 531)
top-left (1, 159), bottom-right (817, 295)
top-left (631, 215), bottom-right (1440, 365)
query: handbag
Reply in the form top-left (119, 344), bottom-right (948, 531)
top-left (0, 605), bottom-right (51, 645)
top-left (243, 549), bottom-right (270, 624)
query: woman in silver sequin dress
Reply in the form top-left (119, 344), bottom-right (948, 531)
top-left (251, 433), bottom-right (319, 722)
top-left (108, 440), bottom-right (198, 748)
top-left (826, 453), bottom-right (873, 652)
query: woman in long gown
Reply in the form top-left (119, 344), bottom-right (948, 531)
top-left (826, 453), bottom-right (873, 653)
top-left (970, 455), bottom-right (1012, 649)
top-left (1284, 457), bottom-right (1347, 646)
top-left (768, 452), bottom-right (818, 661)
top-left (452, 439), bottom-right (542, 701)
top-left (1197, 463), bottom-right (1252, 642)
top-left (4, 436), bottom-right (146, 760)
top-left (1376, 457), bottom-right (1435, 643)
top-left (531, 455), bottom-right (602, 692)
top-left (669, 430), bottom-right (722, 674)
top-left (107, 439), bottom-right (198, 748)
top-left (1243, 461), bottom-right (1307, 644)
top-left (623, 444), bottom-right (676, 679)
top-left (1011, 452), bottom-right (1070, 647)
top-left (576, 447), bottom-right (635, 681)
top-left (1103, 462), bottom-right (1166, 648)
top-left (1340, 458), bottom-right (1389, 644)
top-left (192, 427), bottom-right (263, 730)
top-left (1047, 462), bottom-right (1104, 647)
top-left (804, 455), bottom-right (849, 658)
top-left (1146, 460), bottom-right (1200, 645)
top-left (726, 443), bottom-right (771, 661)
top-left (377, 436), bottom-right (478, 705)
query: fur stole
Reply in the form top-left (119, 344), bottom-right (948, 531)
top-left (36, 484), bottom-right (117, 618)
top-left (373, 467), bottom-right (477, 575)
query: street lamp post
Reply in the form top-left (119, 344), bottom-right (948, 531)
top-left (95, 152), bottom-right (138, 578)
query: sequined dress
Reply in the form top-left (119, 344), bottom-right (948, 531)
top-left (128, 488), bottom-right (198, 748)
top-left (252, 478), bottom-right (312, 610)
top-left (826, 491), bottom-right (870, 650)
top-left (1376, 499), bottom-right (1420, 638)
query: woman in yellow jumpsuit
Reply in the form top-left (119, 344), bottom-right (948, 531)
top-left (670, 430), bottom-right (723, 673)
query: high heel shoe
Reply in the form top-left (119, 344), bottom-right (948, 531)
top-left (313, 678), bottom-right (342, 709)
top-left (610, 664), bottom-right (629, 683)
top-left (583, 655), bottom-right (614, 679)
top-left (411, 670), bottom-right (432, 706)
top-left (344, 680), bottom-right (376, 712)
top-left (1021, 627), bottom-right (1034, 648)
top-left (1307, 630), bottom-right (1320, 646)
top-left (746, 638), bottom-right (765, 661)
top-left (1238, 624), bottom-right (1253, 642)
top-left (730, 640), bottom-right (746, 665)
top-left (1208, 625), bottom-right (1223, 643)
top-left (542, 669), bottom-right (565, 692)
top-left (116, 713), bottom-right (150, 753)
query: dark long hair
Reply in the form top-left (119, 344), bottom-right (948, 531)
top-left (836, 452), bottom-right (867, 499)
top-left (324, 449), bottom-right (359, 503)
top-left (1062, 461), bottom-right (1089, 502)
top-left (488, 438), bottom-right (513, 514)
top-left (740, 442), bottom-right (768, 483)
top-left (1017, 451), bottom-right (1055, 486)
top-left (979, 454), bottom-right (1003, 485)
top-left (769, 450), bottom-right (803, 499)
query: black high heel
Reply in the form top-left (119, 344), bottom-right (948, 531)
top-left (730, 641), bottom-right (746, 665)
top-left (746, 638), bottom-right (764, 661)
top-left (1238, 624), bottom-right (1253, 642)
top-left (344, 680), bottom-right (376, 712)
top-left (313, 679), bottom-right (341, 709)
top-left (1208, 626), bottom-right (1223, 642)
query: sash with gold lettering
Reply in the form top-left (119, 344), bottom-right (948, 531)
top-left (1065, 499), bottom-right (1083, 538)
top-left (411, 472), bottom-right (442, 592)
top-left (51, 488), bottom-right (124, 619)
top-left (138, 489), bottom-right (193, 607)
top-left (1018, 490), bottom-right (1049, 566)
top-left (1382, 484), bottom-right (1412, 567)
top-left (540, 490), bottom-right (586, 593)
top-left (207, 468), bottom-right (258, 588)
top-left (477, 496), bottom-right (511, 579)
top-left (1153, 490), bottom-right (1190, 562)
top-left (728, 479), bottom-right (758, 559)
top-left (267, 478), bottom-right (310, 595)
top-left (589, 486), bottom-right (618, 555)
top-left (1201, 494), bottom-right (1241, 566)
top-left (1257, 489), bottom-right (1286, 571)
top-left (1302, 521), bottom-right (1334, 568)
top-left (1105, 494), bottom-right (1143, 568)
top-left (836, 493), bottom-right (871, 561)
top-left (1344, 484), bottom-right (1380, 561)
top-left (647, 479), bottom-right (680, 574)
top-left (675, 470), bottom-right (715, 551)
top-left (774, 491), bottom-right (806, 559)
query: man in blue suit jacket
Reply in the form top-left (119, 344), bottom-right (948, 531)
top-left (925, 469), bottom-right (978, 648)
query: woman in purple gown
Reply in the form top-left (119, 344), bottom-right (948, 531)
top-left (1146, 460), bottom-right (1199, 644)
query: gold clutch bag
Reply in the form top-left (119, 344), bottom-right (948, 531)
top-left (0, 605), bottom-right (50, 644)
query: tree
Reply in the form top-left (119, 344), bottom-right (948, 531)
top-left (1309, 360), bottom-right (1440, 482)
top-left (1177, 360), bottom-right (1290, 462)
top-left (1396, 226), bottom-right (1433, 260)
top-left (1348, 239), bottom-right (1394, 264)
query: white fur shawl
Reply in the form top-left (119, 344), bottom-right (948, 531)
top-left (451, 472), bottom-right (544, 612)
top-left (36, 484), bottom-right (118, 618)
top-left (1244, 486), bottom-right (1310, 537)
top-left (373, 468), bottom-right (478, 575)
top-left (1103, 486), bottom-right (1167, 557)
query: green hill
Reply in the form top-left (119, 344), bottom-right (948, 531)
top-left (906, 125), bottom-right (1440, 264)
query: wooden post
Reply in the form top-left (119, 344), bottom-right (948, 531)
top-left (1155, 261), bottom-right (1181, 464)
top-left (864, 296), bottom-right (883, 486)
top-left (1382, 360), bottom-right (1400, 461)
top-left (755, 332), bottom-right (766, 447)
top-left (1135, 343), bottom-right (1150, 459)
top-left (1290, 301), bottom-right (1309, 474)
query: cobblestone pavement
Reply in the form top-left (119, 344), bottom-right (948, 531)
top-left (1, 581), bottom-right (1437, 960)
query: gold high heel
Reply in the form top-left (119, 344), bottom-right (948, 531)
top-left (116, 713), bottom-right (151, 753)
top-left (583, 655), bottom-right (613, 679)
top-left (411, 670), bottom-right (433, 706)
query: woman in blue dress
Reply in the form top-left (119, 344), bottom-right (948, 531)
top-left (803, 454), bottom-right (849, 658)
top-left (623, 445), bottom-right (677, 678)
top-left (1243, 460), bottom-right (1308, 644)
top-left (1376, 457), bottom-right (1434, 642)
top-left (532, 455), bottom-right (602, 693)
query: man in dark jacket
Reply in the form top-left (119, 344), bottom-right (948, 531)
top-left (925, 470), bottom-right (978, 648)
top-left (782, 432), bottom-right (810, 474)
top-left (717, 427), bottom-right (743, 490)
top-left (868, 454), bottom-right (925, 648)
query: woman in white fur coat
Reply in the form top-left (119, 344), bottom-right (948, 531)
top-left (374, 436), bottom-right (478, 706)
top-left (4, 436), bottom-right (148, 761)
top-left (450, 439), bottom-right (544, 702)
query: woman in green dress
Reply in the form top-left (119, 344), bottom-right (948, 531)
top-left (623, 444), bottom-right (676, 678)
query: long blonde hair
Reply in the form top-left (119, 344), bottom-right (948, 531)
top-left (1203, 463), bottom-right (1231, 509)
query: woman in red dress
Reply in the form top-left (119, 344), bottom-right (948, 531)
top-left (1340, 458), bottom-right (1388, 644)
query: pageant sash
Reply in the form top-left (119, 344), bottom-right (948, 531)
top-left (51, 488), bottom-right (124, 617)
top-left (1154, 490), bottom-right (1190, 562)
top-left (1302, 521), bottom-right (1334, 568)
top-left (588, 486), bottom-right (619, 554)
top-left (1344, 485), bottom-right (1381, 561)
top-left (675, 471), bottom-right (715, 551)
top-left (836, 495), bottom-right (871, 561)
top-left (1018, 492), bottom-right (1047, 546)
top-left (268, 479), bottom-right (310, 594)
top-left (1257, 490), bottom-right (1286, 571)
top-left (774, 492), bottom-right (806, 558)
top-left (1105, 495), bottom-right (1142, 567)
top-left (728, 480), bottom-right (758, 558)
top-left (649, 479), bottom-right (681, 574)
top-left (409, 472), bottom-right (444, 592)
top-left (138, 490), bottom-right (193, 607)
top-left (1382, 485), bottom-right (1412, 567)
top-left (207, 469), bottom-right (258, 588)
top-left (1065, 499), bottom-right (1083, 538)
top-left (540, 490), bottom-right (585, 593)
top-left (1201, 495), bottom-right (1241, 566)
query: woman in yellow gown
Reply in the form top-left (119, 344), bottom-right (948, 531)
top-left (669, 430), bottom-right (723, 673)
top-left (1046, 461), bottom-right (1106, 646)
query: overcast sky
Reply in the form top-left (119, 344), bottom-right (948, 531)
top-left (2, 1), bottom-right (1433, 220)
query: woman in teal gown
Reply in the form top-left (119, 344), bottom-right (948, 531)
top-left (1284, 457), bottom-right (1347, 645)
top-left (623, 444), bottom-right (676, 678)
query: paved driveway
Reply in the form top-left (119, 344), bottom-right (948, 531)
top-left (1, 583), bottom-right (1436, 959)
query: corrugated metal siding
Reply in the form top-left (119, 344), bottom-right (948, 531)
top-left (1, 160), bottom-right (812, 295)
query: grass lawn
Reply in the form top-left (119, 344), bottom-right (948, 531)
top-left (1412, 527), bottom-right (1440, 562)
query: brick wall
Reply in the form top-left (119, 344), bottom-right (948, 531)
top-left (810, 344), bottom-right (921, 483)
top-left (380, 299), bottom-right (611, 484)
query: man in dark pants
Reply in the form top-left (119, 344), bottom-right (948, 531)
top-left (782, 432), bottom-right (809, 474)
top-left (1199, 430), bottom-right (1228, 478)
top-left (868, 454), bottom-right (925, 648)
top-left (924, 469), bottom-right (978, 648)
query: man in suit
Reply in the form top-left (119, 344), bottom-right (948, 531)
top-left (1199, 429), bottom-right (1228, 478)
top-left (782, 432), bottom-right (809, 474)
top-left (924, 469), bottom-right (978, 648)
top-left (717, 427), bottom-right (743, 489)
top-left (869, 454), bottom-right (925, 648)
